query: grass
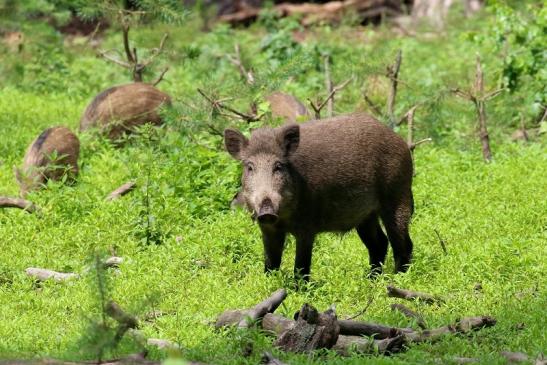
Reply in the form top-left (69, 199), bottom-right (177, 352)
top-left (0, 6), bottom-right (546, 365)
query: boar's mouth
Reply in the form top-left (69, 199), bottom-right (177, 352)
top-left (256, 198), bottom-right (278, 225)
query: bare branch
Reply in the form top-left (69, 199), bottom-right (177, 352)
top-left (390, 303), bottom-right (427, 329)
top-left (122, 23), bottom-right (135, 63)
top-left (387, 285), bottom-right (442, 304)
top-left (142, 33), bottom-right (169, 67)
top-left (484, 88), bottom-right (505, 101)
top-left (324, 54), bottom-right (333, 117)
top-left (106, 181), bottom-right (136, 201)
top-left (345, 296), bottom-right (374, 320)
top-left (197, 88), bottom-right (262, 123)
top-left (386, 49), bottom-right (402, 128)
top-left (409, 138), bottom-right (433, 151)
top-left (433, 228), bottom-right (448, 254)
top-left (98, 50), bottom-right (131, 68)
top-left (309, 77), bottom-right (353, 119)
top-left (363, 92), bottom-right (383, 116)
top-left (152, 67), bottom-right (169, 86)
top-left (227, 43), bottom-right (254, 85)
top-left (451, 88), bottom-right (474, 102)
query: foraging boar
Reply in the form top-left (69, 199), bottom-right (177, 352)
top-left (224, 113), bottom-right (414, 281)
top-left (266, 92), bottom-right (310, 123)
top-left (15, 126), bottom-right (80, 196)
top-left (80, 82), bottom-right (171, 140)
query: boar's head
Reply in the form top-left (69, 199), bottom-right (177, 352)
top-left (224, 124), bottom-right (300, 226)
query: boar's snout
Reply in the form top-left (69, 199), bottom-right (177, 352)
top-left (257, 198), bottom-right (278, 225)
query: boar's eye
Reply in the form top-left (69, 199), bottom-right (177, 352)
top-left (245, 162), bottom-right (254, 173)
top-left (273, 161), bottom-right (284, 173)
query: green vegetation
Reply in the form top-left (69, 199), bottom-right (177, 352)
top-left (0, 1), bottom-right (545, 364)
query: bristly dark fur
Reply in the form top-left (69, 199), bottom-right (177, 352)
top-left (31, 127), bottom-right (53, 152)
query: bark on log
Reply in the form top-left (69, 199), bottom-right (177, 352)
top-left (106, 181), bottom-right (136, 201)
top-left (386, 285), bottom-right (442, 304)
top-left (0, 196), bottom-right (39, 213)
top-left (263, 313), bottom-right (413, 339)
top-left (215, 289), bottom-right (287, 329)
top-left (274, 304), bottom-right (340, 353)
top-left (25, 268), bottom-right (78, 282)
top-left (333, 334), bottom-right (405, 356)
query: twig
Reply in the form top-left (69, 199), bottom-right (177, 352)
top-left (433, 229), bottom-right (448, 254)
top-left (363, 92), bottom-right (383, 116)
top-left (197, 88), bottom-right (262, 123)
top-left (227, 43), bottom-right (254, 85)
top-left (99, 50), bottom-right (131, 68)
top-left (386, 49), bottom-right (402, 128)
top-left (409, 138), bottom-right (433, 151)
top-left (152, 67), bottom-right (169, 86)
top-left (345, 296), bottom-right (374, 320)
top-left (0, 196), bottom-right (39, 213)
top-left (106, 181), bottom-right (136, 201)
top-left (386, 285), bottom-right (442, 304)
top-left (324, 55), bottom-right (333, 117)
top-left (390, 303), bottom-right (427, 329)
top-left (309, 77), bottom-right (352, 119)
top-left (452, 55), bottom-right (503, 162)
top-left (141, 34), bottom-right (169, 67)
top-left (122, 23), bottom-right (135, 64)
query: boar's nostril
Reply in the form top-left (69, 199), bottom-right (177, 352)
top-left (257, 198), bottom-right (278, 224)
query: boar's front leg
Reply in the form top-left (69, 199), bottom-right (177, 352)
top-left (294, 233), bottom-right (315, 282)
top-left (261, 227), bottom-right (286, 272)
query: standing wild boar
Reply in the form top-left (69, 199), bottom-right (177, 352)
top-left (14, 126), bottom-right (80, 196)
top-left (266, 92), bottom-right (310, 123)
top-left (80, 82), bottom-right (171, 140)
top-left (224, 113), bottom-right (414, 281)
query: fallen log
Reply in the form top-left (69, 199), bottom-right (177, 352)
top-left (274, 304), bottom-right (339, 353)
top-left (25, 268), bottom-right (78, 282)
top-left (263, 313), bottom-right (413, 339)
top-left (0, 196), bottom-right (39, 213)
top-left (106, 181), bottom-right (136, 201)
top-left (215, 289), bottom-right (287, 329)
top-left (386, 285), bottom-right (442, 304)
top-left (333, 334), bottom-right (405, 356)
top-left (403, 316), bottom-right (496, 343)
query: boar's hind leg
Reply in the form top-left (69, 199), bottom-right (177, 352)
top-left (380, 193), bottom-right (414, 273)
top-left (262, 229), bottom-right (286, 272)
top-left (356, 213), bottom-right (389, 277)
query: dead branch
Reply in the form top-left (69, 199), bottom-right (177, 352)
top-left (261, 352), bottom-right (287, 365)
top-left (106, 181), bottom-right (136, 201)
top-left (25, 268), bottom-right (78, 282)
top-left (104, 256), bottom-right (124, 268)
top-left (197, 88), bottom-right (262, 123)
top-left (390, 303), bottom-right (427, 329)
top-left (105, 300), bottom-right (139, 344)
top-left (363, 92), bottom-right (383, 116)
top-left (387, 285), bottom-right (442, 304)
top-left (122, 23), bottom-right (135, 64)
top-left (406, 104), bottom-right (416, 147)
top-left (409, 138), bottom-right (433, 151)
top-left (333, 334), bottom-right (405, 356)
top-left (215, 289), bottom-right (287, 329)
top-left (0, 196), bottom-right (39, 213)
top-left (141, 34), bottom-right (169, 67)
top-left (452, 55), bottom-right (504, 162)
top-left (403, 316), bottom-right (496, 343)
top-left (324, 55), bottom-right (333, 117)
top-left (386, 49), bottom-right (402, 128)
top-left (308, 77), bottom-right (352, 119)
top-left (152, 67), bottom-right (169, 86)
top-left (227, 44), bottom-right (254, 85)
top-left (345, 296), bottom-right (374, 320)
top-left (274, 304), bottom-right (339, 353)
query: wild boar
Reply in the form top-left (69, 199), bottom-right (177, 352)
top-left (80, 82), bottom-right (171, 140)
top-left (266, 92), bottom-right (310, 124)
top-left (15, 126), bottom-right (80, 196)
top-left (224, 113), bottom-right (414, 281)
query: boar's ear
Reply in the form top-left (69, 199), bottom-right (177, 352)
top-left (224, 128), bottom-right (248, 160)
top-left (278, 124), bottom-right (300, 157)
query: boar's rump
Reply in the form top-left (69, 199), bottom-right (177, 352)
top-left (15, 126), bottom-right (80, 196)
top-left (80, 82), bottom-right (171, 140)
